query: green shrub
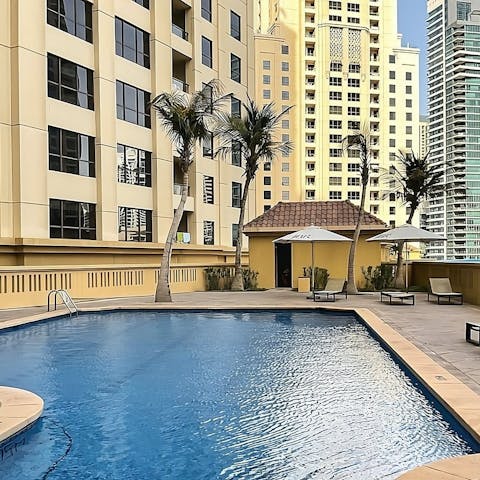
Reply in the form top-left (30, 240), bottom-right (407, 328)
top-left (204, 266), bottom-right (259, 291)
top-left (361, 264), bottom-right (395, 291)
top-left (303, 267), bottom-right (329, 290)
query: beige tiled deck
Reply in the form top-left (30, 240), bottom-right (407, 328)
top-left (1, 289), bottom-right (479, 478)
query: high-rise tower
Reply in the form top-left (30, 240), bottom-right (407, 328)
top-left (254, 0), bottom-right (420, 227)
top-left (426, 0), bottom-right (480, 259)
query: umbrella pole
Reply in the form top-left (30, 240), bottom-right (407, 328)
top-left (311, 241), bottom-right (314, 293)
top-left (405, 242), bottom-right (409, 291)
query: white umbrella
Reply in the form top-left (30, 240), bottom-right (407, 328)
top-left (367, 224), bottom-right (446, 289)
top-left (274, 225), bottom-right (352, 292)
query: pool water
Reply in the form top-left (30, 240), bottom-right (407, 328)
top-left (0, 310), bottom-right (477, 479)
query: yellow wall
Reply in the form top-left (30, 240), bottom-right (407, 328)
top-left (249, 233), bottom-right (382, 289)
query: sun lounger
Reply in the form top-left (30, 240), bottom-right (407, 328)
top-left (428, 278), bottom-right (463, 305)
top-left (380, 291), bottom-right (415, 305)
top-left (312, 278), bottom-right (347, 302)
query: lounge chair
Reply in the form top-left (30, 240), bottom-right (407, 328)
top-left (312, 278), bottom-right (347, 302)
top-left (428, 278), bottom-right (463, 305)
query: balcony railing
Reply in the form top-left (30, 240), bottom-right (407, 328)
top-left (172, 77), bottom-right (189, 93)
top-left (172, 24), bottom-right (189, 41)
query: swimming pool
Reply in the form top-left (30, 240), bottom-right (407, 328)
top-left (0, 310), bottom-right (477, 479)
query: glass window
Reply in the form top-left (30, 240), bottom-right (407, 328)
top-left (201, 0), bottom-right (212, 21)
top-left (203, 132), bottom-right (213, 157)
top-left (202, 36), bottom-right (213, 67)
top-left (116, 81), bottom-right (151, 128)
top-left (281, 76), bottom-right (289, 86)
top-left (49, 126), bottom-right (95, 177)
top-left (281, 45), bottom-right (289, 54)
top-left (115, 17), bottom-right (150, 68)
top-left (118, 207), bottom-right (152, 242)
top-left (48, 54), bottom-right (94, 109)
top-left (231, 11), bottom-right (241, 40)
top-left (263, 89), bottom-right (271, 99)
top-left (203, 175), bottom-right (214, 204)
top-left (263, 60), bottom-right (270, 70)
top-left (133, 0), bottom-right (149, 8)
top-left (203, 220), bottom-right (214, 245)
top-left (232, 182), bottom-right (242, 207)
top-left (263, 190), bottom-right (271, 200)
top-left (47, 0), bottom-right (93, 42)
top-left (282, 91), bottom-right (289, 100)
top-left (116, 144), bottom-right (151, 186)
top-left (389, 55), bottom-right (395, 63)
top-left (232, 141), bottom-right (242, 166)
top-left (231, 54), bottom-right (241, 83)
top-left (50, 198), bottom-right (96, 239)
top-left (231, 97), bottom-right (241, 117)
top-left (232, 224), bottom-right (239, 247)
top-left (281, 61), bottom-right (289, 71)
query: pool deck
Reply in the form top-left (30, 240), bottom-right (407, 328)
top-left (1, 289), bottom-right (480, 479)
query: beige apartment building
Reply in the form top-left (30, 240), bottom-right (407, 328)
top-left (253, 0), bottom-right (420, 227)
top-left (0, 0), bottom-right (256, 270)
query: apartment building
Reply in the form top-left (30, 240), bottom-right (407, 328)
top-left (425, 0), bottom-right (480, 259)
top-left (0, 0), bottom-right (255, 266)
top-left (254, 0), bottom-right (420, 227)
top-left (419, 115), bottom-right (429, 160)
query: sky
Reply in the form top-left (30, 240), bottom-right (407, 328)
top-left (398, 0), bottom-right (428, 114)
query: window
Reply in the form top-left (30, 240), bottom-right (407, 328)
top-left (47, 0), bottom-right (93, 42)
top-left (347, 93), bottom-right (360, 102)
top-left (282, 162), bottom-right (289, 172)
top-left (231, 97), bottom-right (241, 117)
top-left (232, 224), bottom-right (239, 247)
top-left (118, 207), bottom-right (152, 242)
top-left (282, 120), bottom-right (289, 129)
top-left (329, 191), bottom-right (342, 200)
top-left (406, 126), bottom-right (412, 134)
top-left (203, 176), bottom-right (214, 204)
top-left (348, 78), bottom-right (360, 87)
top-left (348, 191), bottom-right (360, 201)
top-left (329, 163), bottom-right (341, 172)
top-left (281, 61), bottom-right (289, 71)
top-left (406, 85), bottom-right (412, 94)
top-left (282, 177), bottom-right (289, 186)
top-left (389, 125), bottom-right (396, 134)
top-left (406, 72), bottom-right (412, 81)
top-left (348, 149), bottom-right (360, 158)
top-left (281, 45), bottom-right (289, 54)
top-left (348, 107), bottom-right (360, 116)
top-left (306, 190), bottom-right (315, 200)
top-left (330, 148), bottom-right (342, 157)
top-left (406, 99), bottom-right (412, 108)
top-left (282, 76), bottom-right (289, 86)
top-left (203, 221), bottom-right (214, 245)
top-left (329, 91), bottom-right (342, 101)
top-left (116, 144), bottom-right (151, 186)
top-left (347, 3), bottom-right (360, 12)
top-left (406, 139), bottom-right (412, 148)
top-left (50, 199), bottom-right (96, 239)
top-left (330, 61), bottom-right (342, 72)
top-left (348, 121), bottom-right (360, 130)
top-left (133, 0), bottom-right (149, 7)
top-left (389, 112), bottom-right (396, 120)
top-left (329, 1), bottom-right (341, 9)
top-left (330, 120), bottom-right (342, 129)
top-left (231, 11), bottom-right (241, 40)
top-left (389, 206), bottom-right (396, 215)
top-left (349, 63), bottom-right (360, 73)
top-left (263, 60), bottom-right (271, 70)
top-left (116, 80), bottom-right (151, 127)
top-left (282, 91), bottom-right (289, 100)
top-left (263, 74), bottom-right (271, 84)
top-left (231, 54), bottom-right (241, 82)
top-left (282, 134), bottom-right (289, 142)
top-left (282, 191), bottom-right (289, 201)
top-left (329, 77), bottom-right (342, 86)
top-left (348, 17), bottom-right (360, 23)
top-left (263, 90), bottom-right (271, 99)
top-left (232, 182), bottom-right (242, 207)
top-left (202, 36), bottom-right (213, 67)
top-left (115, 17), bottom-right (150, 68)
top-left (49, 126), bottom-right (95, 177)
top-left (263, 176), bottom-right (272, 186)
top-left (348, 177), bottom-right (360, 186)
top-left (389, 55), bottom-right (395, 63)
top-left (389, 71), bottom-right (395, 79)
top-left (329, 177), bottom-right (342, 186)
top-left (348, 163), bottom-right (360, 172)
top-left (203, 132), bottom-right (213, 157)
top-left (389, 98), bottom-right (395, 106)
top-left (389, 139), bottom-right (396, 147)
top-left (48, 54), bottom-right (94, 109)
top-left (389, 84), bottom-right (396, 93)
top-left (330, 134), bottom-right (342, 143)
top-left (264, 162), bottom-right (271, 171)
top-left (264, 205), bottom-right (271, 212)
top-left (406, 112), bottom-right (412, 121)
top-left (201, 0), bottom-right (212, 21)
top-left (389, 193), bottom-right (396, 201)
top-left (264, 191), bottom-right (271, 200)
top-left (232, 141), bottom-right (242, 166)
top-left (329, 15), bottom-right (341, 21)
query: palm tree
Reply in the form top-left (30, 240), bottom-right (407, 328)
top-left (388, 150), bottom-right (441, 287)
top-left (342, 131), bottom-right (371, 295)
top-left (216, 99), bottom-right (293, 291)
top-left (151, 80), bottom-right (224, 302)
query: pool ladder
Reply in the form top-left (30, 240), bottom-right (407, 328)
top-left (47, 289), bottom-right (78, 317)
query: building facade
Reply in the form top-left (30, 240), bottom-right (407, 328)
top-left (419, 115), bottom-right (430, 160)
top-left (426, 0), bottom-right (480, 259)
top-left (253, 0), bottom-right (420, 227)
top-left (0, 0), bottom-right (256, 267)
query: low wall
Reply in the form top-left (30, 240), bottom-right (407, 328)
top-left (412, 261), bottom-right (480, 306)
top-left (0, 264), bottom-right (217, 308)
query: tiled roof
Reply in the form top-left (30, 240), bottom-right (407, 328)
top-left (244, 201), bottom-right (387, 233)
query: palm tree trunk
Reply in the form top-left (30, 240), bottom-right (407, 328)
top-left (347, 187), bottom-right (367, 295)
top-left (231, 175), bottom-right (252, 291)
top-left (154, 170), bottom-right (189, 302)
top-left (394, 209), bottom-right (416, 289)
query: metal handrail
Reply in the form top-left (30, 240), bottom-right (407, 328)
top-left (47, 289), bottom-right (78, 316)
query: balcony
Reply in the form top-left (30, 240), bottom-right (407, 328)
top-left (172, 77), bottom-right (189, 92)
top-left (172, 24), bottom-right (188, 41)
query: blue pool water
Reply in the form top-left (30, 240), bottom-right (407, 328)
top-left (0, 310), bottom-right (477, 480)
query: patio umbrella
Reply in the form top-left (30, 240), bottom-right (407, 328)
top-left (273, 225), bottom-right (352, 293)
top-left (366, 224), bottom-right (446, 289)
